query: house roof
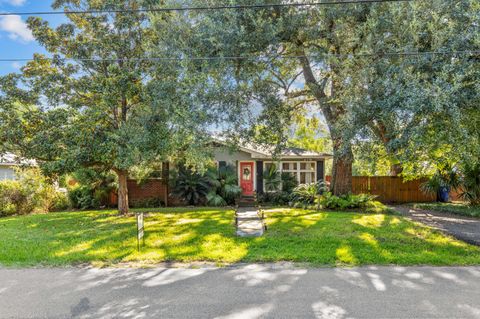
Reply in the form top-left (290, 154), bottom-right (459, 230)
top-left (214, 138), bottom-right (332, 160)
top-left (0, 152), bottom-right (36, 166)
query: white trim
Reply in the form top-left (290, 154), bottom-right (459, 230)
top-left (238, 160), bottom-right (256, 193)
top-left (263, 160), bottom-right (318, 190)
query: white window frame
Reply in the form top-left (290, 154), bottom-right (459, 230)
top-left (263, 161), bottom-right (317, 191)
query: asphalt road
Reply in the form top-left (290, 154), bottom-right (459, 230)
top-left (1, 265), bottom-right (480, 319)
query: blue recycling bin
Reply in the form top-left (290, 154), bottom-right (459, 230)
top-left (438, 186), bottom-right (450, 202)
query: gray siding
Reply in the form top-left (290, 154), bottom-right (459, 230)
top-left (0, 167), bottom-right (15, 180)
top-left (212, 148), bottom-right (252, 164)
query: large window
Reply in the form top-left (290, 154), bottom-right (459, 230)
top-left (264, 161), bottom-right (316, 188)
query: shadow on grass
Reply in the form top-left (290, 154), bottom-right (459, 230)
top-left (1, 207), bottom-right (480, 266)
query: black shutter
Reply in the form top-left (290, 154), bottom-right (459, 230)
top-left (316, 160), bottom-right (325, 182)
top-left (256, 161), bottom-right (264, 194)
top-left (218, 161), bottom-right (226, 169)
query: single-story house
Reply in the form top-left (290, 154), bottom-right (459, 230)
top-left (113, 142), bottom-right (332, 206)
top-left (213, 142), bottom-right (332, 195)
top-left (0, 153), bottom-right (36, 181)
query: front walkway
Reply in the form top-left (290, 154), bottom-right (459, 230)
top-left (1, 265), bottom-right (480, 318)
top-left (394, 205), bottom-right (480, 246)
top-left (235, 207), bottom-right (264, 237)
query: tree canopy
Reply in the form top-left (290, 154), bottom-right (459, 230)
top-left (0, 0), bottom-right (212, 214)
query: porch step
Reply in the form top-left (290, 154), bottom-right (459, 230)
top-left (237, 195), bottom-right (257, 207)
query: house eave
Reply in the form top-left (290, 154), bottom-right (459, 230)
top-left (251, 155), bottom-right (333, 160)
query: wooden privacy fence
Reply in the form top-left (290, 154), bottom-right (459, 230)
top-left (351, 176), bottom-right (435, 203)
top-left (325, 176), bottom-right (436, 203)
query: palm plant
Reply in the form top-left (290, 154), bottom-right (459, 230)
top-left (263, 164), bottom-right (281, 192)
top-left (171, 165), bottom-right (212, 205)
top-left (460, 162), bottom-right (480, 206)
top-left (421, 163), bottom-right (461, 202)
top-left (281, 172), bottom-right (298, 193)
top-left (206, 164), bottom-right (241, 206)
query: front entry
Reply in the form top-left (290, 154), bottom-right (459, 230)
top-left (239, 162), bottom-right (254, 195)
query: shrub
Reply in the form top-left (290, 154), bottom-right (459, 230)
top-left (0, 180), bottom-right (30, 215)
top-left (263, 164), bottom-right (281, 192)
top-left (280, 172), bottom-right (298, 193)
top-left (67, 168), bottom-right (117, 209)
top-left (291, 182), bottom-right (328, 206)
top-left (207, 164), bottom-right (241, 206)
top-left (206, 192), bottom-right (227, 207)
top-left (0, 168), bottom-right (67, 216)
top-left (50, 191), bottom-right (70, 211)
top-left (258, 191), bottom-right (290, 206)
top-left (170, 165), bottom-right (212, 205)
top-left (421, 164), bottom-right (461, 201)
top-left (130, 197), bottom-right (165, 208)
top-left (460, 161), bottom-right (480, 206)
top-left (315, 192), bottom-right (379, 210)
top-left (68, 186), bottom-right (98, 210)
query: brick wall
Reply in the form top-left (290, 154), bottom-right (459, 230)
top-left (127, 179), bottom-right (168, 206)
top-left (109, 178), bottom-right (170, 207)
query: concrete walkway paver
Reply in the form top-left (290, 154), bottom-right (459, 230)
top-left (235, 207), bottom-right (264, 237)
top-left (394, 205), bottom-right (480, 246)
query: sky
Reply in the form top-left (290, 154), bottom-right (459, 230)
top-left (0, 0), bottom-right (66, 75)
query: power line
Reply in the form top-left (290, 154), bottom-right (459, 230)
top-left (0, 0), bottom-right (415, 16)
top-left (0, 50), bottom-right (479, 63)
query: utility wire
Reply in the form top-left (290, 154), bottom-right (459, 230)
top-left (0, 50), bottom-right (479, 63)
top-left (0, 0), bottom-right (416, 16)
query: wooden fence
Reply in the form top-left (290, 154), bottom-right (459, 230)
top-left (351, 176), bottom-right (435, 203)
top-left (326, 176), bottom-right (436, 203)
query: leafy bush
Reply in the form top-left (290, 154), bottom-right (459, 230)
top-left (50, 191), bottom-right (70, 211)
top-left (263, 164), bottom-right (281, 192)
top-left (258, 191), bottom-right (291, 206)
top-left (421, 161), bottom-right (480, 206)
top-left (68, 186), bottom-right (98, 210)
top-left (207, 164), bottom-right (241, 206)
top-left (0, 168), bottom-right (67, 216)
top-left (315, 192), bottom-right (381, 211)
top-left (67, 168), bottom-right (117, 209)
top-left (281, 172), bottom-right (298, 193)
top-left (460, 161), bottom-right (480, 206)
top-left (170, 163), bottom-right (241, 207)
top-left (291, 182), bottom-right (328, 206)
top-left (421, 164), bottom-right (461, 201)
top-left (130, 197), bottom-right (165, 208)
top-left (0, 180), bottom-right (30, 215)
top-left (206, 192), bottom-right (227, 206)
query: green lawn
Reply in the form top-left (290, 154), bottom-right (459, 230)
top-left (1, 207), bottom-right (480, 267)
top-left (412, 202), bottom-right (480, 218)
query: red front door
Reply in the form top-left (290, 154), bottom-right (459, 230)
top-left (240, 162), bottom-right (254, 195)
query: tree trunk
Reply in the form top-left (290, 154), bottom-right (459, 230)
top-left (331, 140), bottom-right (353, 195)
top-left (390, 163), bottom-right (403, 177)
top-left (116, 169), bottom-right (129, 215)
top-left (296, 51), bottom-right (353, 195)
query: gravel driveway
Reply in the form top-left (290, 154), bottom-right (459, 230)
top-left (394, 205), bottom-right (480, 246)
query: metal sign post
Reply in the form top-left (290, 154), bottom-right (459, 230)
top-left (136, 212), bottom-right (144, 252)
